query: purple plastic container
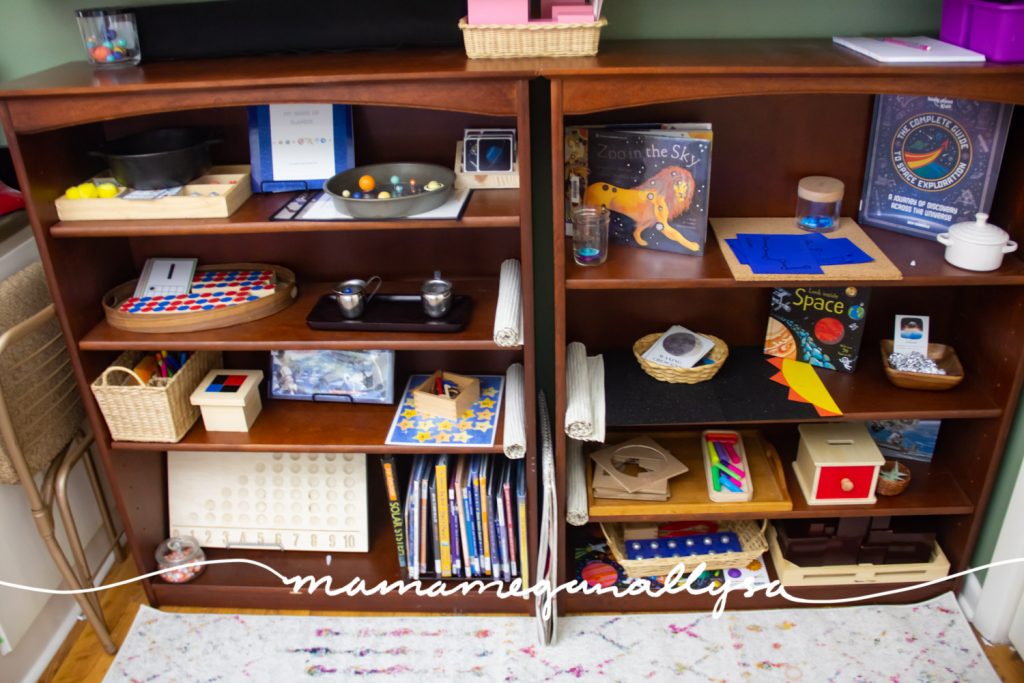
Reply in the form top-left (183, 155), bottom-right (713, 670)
top-left (940, 0), bottom-right (1024, 63)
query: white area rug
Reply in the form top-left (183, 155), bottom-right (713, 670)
top-left (105, 592), bottom-right (996, 682)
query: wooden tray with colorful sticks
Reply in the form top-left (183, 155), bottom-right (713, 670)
top-left (702, 430), bottom-right (753, 502)
top-left (103, 262), bottom-right (297, 333)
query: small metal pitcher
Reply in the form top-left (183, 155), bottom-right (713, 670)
top-left (333, 276), bottom-right (381, 319)
top-left (421, 273), bottom-right (452, 319)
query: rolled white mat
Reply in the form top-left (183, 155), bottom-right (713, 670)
top-left (493, 259), bottom-right (523, 347)
top-left (566, 438), bottom-right (589, 526)
top-left (503, 363), bottom-right (526, 459)
top-left (565, 342), bottom-right (605, 442)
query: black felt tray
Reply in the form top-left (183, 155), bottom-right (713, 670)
top-left (604, 346), bottom-right (824, 426)
top-left (306, 293), bottom-right (472, 332)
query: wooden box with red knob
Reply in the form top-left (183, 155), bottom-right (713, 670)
top-left (793, 423), bottom-right (884, 505)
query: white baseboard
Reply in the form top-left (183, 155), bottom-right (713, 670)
top-left (958, 572), bottom-right (983, 623)
top-left (1, 529), bottom-right (124, 683)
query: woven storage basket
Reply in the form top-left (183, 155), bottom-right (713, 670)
top-left (602, 520), bottom-right (768, 578)
top-left (91, 350), bottom-right (220, 443)
top-left (459, 17), bottom-right (607, 59)
top-left (633, 333), bottom-right (729, 384)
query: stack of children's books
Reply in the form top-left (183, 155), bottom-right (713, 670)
top-left (380, 454), bottom-right (529, 584)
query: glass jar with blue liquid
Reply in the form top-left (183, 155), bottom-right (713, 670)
top-left (796, 176), bottom-right (843, 233)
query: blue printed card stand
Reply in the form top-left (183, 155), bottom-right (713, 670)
top-left (248, 104), bottom-right (355, 193)
top-left (385, 374), bottom-right (504, 448)
top-left (859, 95), bottom-right (1012, 241)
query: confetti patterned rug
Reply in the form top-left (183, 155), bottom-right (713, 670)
top-left (105, 592), bottom-right (996, 682)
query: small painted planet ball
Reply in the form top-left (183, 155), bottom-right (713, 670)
top-left (580, 561), bottom-right (619, 588)
top-left (389, 175), bottom-right (400, 185)
top-left (357, 174), bottom-right (376, 192)
top-left (662, 331), bottom-right (697, 357)
top-left (105, 29), bottom-right (118, 40)
top-left (91, 46), bottom-right (111, 61)
top-left (424, 180), bottom-right (444, 192)
top-left (352, 191), bottom-right (363, 199)
top-left (814, 317), bottom-right (845, 345)
top-left (341, 189), bottom-right (351, 198)
top-left (377, 191), bottom-right (391, 199)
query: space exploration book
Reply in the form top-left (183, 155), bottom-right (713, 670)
top-left (583, 129), bottom-right (712, 255)
top-left (859, 95), bottom-right (1011, 241)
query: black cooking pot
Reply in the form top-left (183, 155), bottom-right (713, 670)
top-left (91, 128), bottom-right (220, 190)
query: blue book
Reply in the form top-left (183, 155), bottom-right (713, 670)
top-left (462, 457), bottom-right (480, 577)
top-left (859, 95), bottom-right (1012, 241)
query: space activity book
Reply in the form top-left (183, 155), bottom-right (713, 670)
top-left (764, 286), bottom-right (871, 374)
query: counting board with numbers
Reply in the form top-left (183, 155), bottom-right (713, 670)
top-left (168, 451), bottom-right (368, 552)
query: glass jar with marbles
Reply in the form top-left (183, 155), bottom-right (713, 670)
top-left (76, 8), bottom-right (142, 67)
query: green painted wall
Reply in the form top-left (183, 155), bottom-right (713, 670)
top-left (1, 0), bottom-right (1016, 578)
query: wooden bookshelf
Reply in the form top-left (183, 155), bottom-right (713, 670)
top-left (0, 52), bottom-right (538, 613)
top-left (548, 40), bottom-right (1024, 613)
top-left (51, 190), bottom-right (521, 238)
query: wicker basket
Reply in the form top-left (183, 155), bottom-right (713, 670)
top-left (633, 333), bottom-right (729, 384)
top-left (459, 17), bottom-right (607, 59)
top-left (876, 460), bottom-right (912, 496)
top-left (90, 350), bottom-right (221, 443)
top-left (602, 520), bottom-right (768, 578)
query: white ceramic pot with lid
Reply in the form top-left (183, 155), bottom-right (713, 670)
top-left (936, 213), bottom-right (1017, 272)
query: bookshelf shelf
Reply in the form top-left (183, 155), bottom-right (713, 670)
top-left (51, 190), bottom-right (521, 238)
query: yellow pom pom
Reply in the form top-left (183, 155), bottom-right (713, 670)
top-left (77, 182), bottom-right (99, 199)
top-left (97, 182), bottom-right (119, 198)
top-left (64, 186), bottom-right (82, 200)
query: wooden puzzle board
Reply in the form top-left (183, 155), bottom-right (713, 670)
top-left (168, 450), bottom-right (368, 552)
top-left (712, 217), bottom-right (903, 281)
top-left (587, 431), bottom-right (793, 519)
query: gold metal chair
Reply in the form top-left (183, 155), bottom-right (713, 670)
top-left (0, 263), bottom-right (124, 655)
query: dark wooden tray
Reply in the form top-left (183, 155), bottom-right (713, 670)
top-left (306, 293), bottom-right (472, 332)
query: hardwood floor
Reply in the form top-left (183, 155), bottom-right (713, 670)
top-left (42, 557), bottom-right (1024, 682)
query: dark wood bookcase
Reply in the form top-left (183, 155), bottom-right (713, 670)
top-left (546, 40), bottom-right (1024, 612)
top-left (0, 52), bottom-right (538, 613)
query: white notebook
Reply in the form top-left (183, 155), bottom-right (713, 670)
top-left (833, 36), bottom-right (985, 63)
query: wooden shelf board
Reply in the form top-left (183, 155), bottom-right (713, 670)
top-left (51, 190), bottom-right (519, 238)
top-left (602, 346), bottom-right (1002, 428)
top-left (565, 227), bottom-right (1024, 290)
top-left (111, 397), bottom-right (506, 454)
top-left (783, 460), bottom-right (973, 518)
top-left (586, 431), bottom-right (793, 522)
top-left (150, 494), bottom-right (528, 612)
top-left (81, 278), bottom-right (514, 351)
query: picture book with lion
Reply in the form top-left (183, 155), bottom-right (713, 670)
top-left (582, 128), bottom-right (712, 255)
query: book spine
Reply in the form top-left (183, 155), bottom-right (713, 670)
top-left (516, 460), bottom-right (529, 587)
top-left (478, 457), bottom-right (492, 575)
top-left (405, 460), bottom-right (419, 581)
top-left (453, 457), bottom-right (472, 578)
top-left (448, 485), bottom-right (461, 578)
top-left (503, 480), bottom-right (517, 578)
top-left (463, 479), bottom-right (479, 577)
top-left (429, 471), bottom-right (441, 576)
top-left (419, 463), bottom-right (429, 576)
top-left (494, 477), bottom-right (509, 581)
top-left (435, 457), bottom-right (452, 578)
top-left (379, 455), bottom-right (406, 569)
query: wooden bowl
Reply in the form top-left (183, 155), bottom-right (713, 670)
top-left (880, 340), bottom-right (964, 391)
